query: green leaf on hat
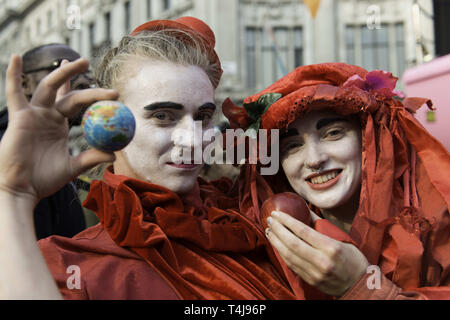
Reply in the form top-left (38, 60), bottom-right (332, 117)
top-left (243, 93), bottom-right (282, 122)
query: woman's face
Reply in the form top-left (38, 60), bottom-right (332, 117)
top-left (280, 111), bottom-right (362, 209)
top-left (114, 59), bottom-right (216, 194)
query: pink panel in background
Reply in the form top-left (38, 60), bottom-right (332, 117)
top-left (403, 54), bottom-right (450, 152)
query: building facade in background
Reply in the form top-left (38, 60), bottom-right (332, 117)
top-left (0, 0), bottom-right (435, 107)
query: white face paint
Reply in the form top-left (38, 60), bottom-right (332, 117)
top-left (115, 59), bottom-right (216, 194)
top-left (280, 111), bottom-right (362, 210)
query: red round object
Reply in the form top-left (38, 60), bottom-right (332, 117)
top-left (260, 192), bottom-right (311, 230)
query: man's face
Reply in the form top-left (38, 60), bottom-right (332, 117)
top-left (115, 59), bottom-right (216, 194)
top-left (279, 110), bottom-right (362, 210)
top-left (22, 46), bottom-right (95, 126)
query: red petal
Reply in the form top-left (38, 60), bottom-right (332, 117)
top-left (374, 87), bottom-right (396, 98)
top-left (342, 74), bottom-right (368, 90)
top-left (222, 98), bottom-right (252, 129)
top-left (365, 70), bottom-right (398, 91)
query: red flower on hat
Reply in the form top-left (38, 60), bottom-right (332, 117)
top-left (222, 93), bottom-right (282, 135)
top-left (343, 70), bottom-right (404, 99)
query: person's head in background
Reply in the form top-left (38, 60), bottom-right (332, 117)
top-left (96, 17), bottom-right (222, 194)
top-left (21, 43), bottom-right (95, 126)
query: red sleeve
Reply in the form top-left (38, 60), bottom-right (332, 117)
top-left (339, 273), bottom-right (426, 300)
top-left (340, 272), bottom-right (450, 300)
top-left (38, 237), bottom-right (89, 300)
top-left (315, 219), bottom-right (450, 300)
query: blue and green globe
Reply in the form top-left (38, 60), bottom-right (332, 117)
top-left (82, 101), bottom-right (136, 152)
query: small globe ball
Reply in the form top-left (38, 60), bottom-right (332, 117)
top-left (81, 100), bottom-right (136, 152)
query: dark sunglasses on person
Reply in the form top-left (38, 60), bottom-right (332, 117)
top-left (22, 58), bottom-right (65, 74)
top-left (24, 58), bottom-right (97, 89)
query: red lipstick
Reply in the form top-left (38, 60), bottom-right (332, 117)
top-left (167, 162), bottom-right (201, 170)
top-left (306, 169), bottom-right (342, 191)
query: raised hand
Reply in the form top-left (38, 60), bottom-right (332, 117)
top-left (266, 210), bottom-right (369, 297)
top-left (0, 55), bottom-right (119, 202)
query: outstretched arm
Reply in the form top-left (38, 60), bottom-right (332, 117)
top-left (0, 55), bottom-right (118, 299)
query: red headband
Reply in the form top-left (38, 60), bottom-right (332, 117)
top-left (131, 17), bottom-right (222, 86)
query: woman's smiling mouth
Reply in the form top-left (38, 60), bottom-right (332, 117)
top-left (306, 169), bottom-right (343, 190)
top-left (167, 162), bottom-right (202, 170)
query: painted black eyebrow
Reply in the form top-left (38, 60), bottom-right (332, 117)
top-left (144, 102), bottom-right (183, 111)
top-left (143, 102), bottom-right (216, 112)
top-left (280, 128), bottom-right (299, 140)
top-left (316, 117), bottom-right (349, 130)
top-left (198, 102), bottom-right (216, 112)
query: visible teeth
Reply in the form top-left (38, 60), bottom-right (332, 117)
top-left (310, 171), bottom-right (339, 184)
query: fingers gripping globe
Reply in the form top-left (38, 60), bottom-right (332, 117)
top-left (81, 101), bottom-right (136, 152)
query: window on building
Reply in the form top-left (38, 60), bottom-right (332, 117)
top-left (345, 23), bottom-right (405, 78)
top-left (105, 11), bottom-right (111, 42)
top-left (361, 23), bottom-right (389, 71)
top-left (395, 23), bottom-right (405, 77)
top-left (294, 27), bottom-right (303, 68)
top-left (261, 27), bottom-right (290, 86)
top-left (163, 0), bottom-right (171, 11)
top-left (246, 27), bottom-right (257, 89)
top-left (345, 25), bottom-right (355, 65)
top-left (274, 27), bottom-right (289, 80)
top-left (261, 27), bottom-right (274, 88)
top-left (245, 26), bottom-right (303, 89)
top-left (124, 1), bottom-right (131, 34)
top-left (47, 10), bottom-right (53, 29)
top-left (147, 0), bottom-right (152, 18)
top-left (78, 29), bottom-right (83, 53)
top-left (25, 27), bottom-right (30, 41)
top-left (89, 22), bottom-right (96, 51)
top-left (36, 19), bottom-right (41, 35)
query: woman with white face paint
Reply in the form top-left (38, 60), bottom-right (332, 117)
top-left (226, 63), bottom-right (450, 299)
top-left (0, 18), bottom-right (306, 300)
top-left (279, 111), bottom-right (363, 231)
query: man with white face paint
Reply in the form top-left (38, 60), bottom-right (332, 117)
top-left (114, 60), bottom-right (215, 194)
top-left (227, 63), bottom-right (450, 299)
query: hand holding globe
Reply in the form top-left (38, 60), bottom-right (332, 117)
top-left (0, 57), bottom-right (119, 200)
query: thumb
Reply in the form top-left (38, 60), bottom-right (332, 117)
top-left (309, 210), bottom-right (322, 223)
top-left (70, 149), bottom-right (116, 177)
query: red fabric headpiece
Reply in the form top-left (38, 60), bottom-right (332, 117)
top-left (130, 17), bottom-right (223, 87)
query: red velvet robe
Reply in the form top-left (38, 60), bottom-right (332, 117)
top-left (38, 167), bottom-right (298, 299)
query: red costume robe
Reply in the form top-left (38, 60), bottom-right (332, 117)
top-left (38, 166), bottom-right (444, 299)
